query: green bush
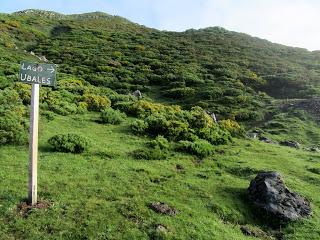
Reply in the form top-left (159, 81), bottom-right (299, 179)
top-left (199, 126), bottom-right (232, 145)
top-left (132, 136), bottom-right (170, 160)
top-left (100, 108), bottom-right (126, 125)
top-left (48, 134), bottom-right (89, 153)
top-left (0, 89), bottom-right (27, 145)
top-left (131, 147), bottom-right (168, 160)
top-left (164, 87), bottom-right (196, 99)
top-left (177, 139), bottom-right (214, 158)
top-left (130, 120), bottom-right (149, 134)
top-left (147, 135), bottom-right (170, 150)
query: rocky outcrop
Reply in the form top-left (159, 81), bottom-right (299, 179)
top-left (248, 172), bottom-right (311, 222)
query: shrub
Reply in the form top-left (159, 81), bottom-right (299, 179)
top-left (177, 139), bottom-right (214, 158)
top-left (83, 94), bottom-right (111, 111)
top-left (219, 119), bottom-right (244, 136)
top-left (0, 89), bottom-right (27, 145)
top-left (164, 87), bottom-right (196, 99)
top-left (48, 134), bottom-right (89, 153)
top-left (130, 120), bottom-right (149, 134)
top-left (148, 135), bottom-right (170, 150)
top-left (198, 126), bottom-right (231, 145)
top-left (132, 136), bottom-right (170, 160)
top-left (100, 108), bottom-right (126, 125)
top-left (131, 147), bottom-right (168, 160)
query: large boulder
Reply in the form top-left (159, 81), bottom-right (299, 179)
top-left (248, 172), bottom-right (311, 222)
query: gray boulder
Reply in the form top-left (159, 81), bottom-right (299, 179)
top-left (132, 90), bottom-right (142, 99)
top-left (280, 140), bottom-right (300, 149)
top-left (248, 172), bottom-right (311, 222)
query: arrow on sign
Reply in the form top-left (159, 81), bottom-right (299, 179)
top-left (47, 66), bottom-right (55, 73)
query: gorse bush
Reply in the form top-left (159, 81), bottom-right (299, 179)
top-left (132, 136), bottom-right (170, 160)
top-left (48, 134), bottom-right (89, 153)
top-left (219, 119), bottom-right (244, 137)
top-left (147, 135), bottom-right (170, 150)
top-left (83, 94), bottom-right (111, 111)
top-left (0, 89), bottom-right (27, 145)
top-left (100, 108), bottom-right (126, 125)
top-left (177, 139), bottom-right (214, 158)
top-left (129, 101), bottom-right (232, 145)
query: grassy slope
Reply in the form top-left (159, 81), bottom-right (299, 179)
top-left (0, 113), bottom-right (320, 240)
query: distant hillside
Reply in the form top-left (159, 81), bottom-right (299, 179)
top-left (1, 10), bottom-right (320, 121)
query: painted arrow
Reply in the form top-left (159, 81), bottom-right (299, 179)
top-left (47, 66), bottom-right (55, 73)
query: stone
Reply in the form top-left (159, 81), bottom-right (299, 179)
top-left (310, 147), bottom-right (320, 152)
top-left (280, 140), bottom-right (300, 149)
top-left (38, 56), bottom-right (48, 62)
top-left (259, 136), bottom-right (273, 144)
top-left (248, 172), bottom-right (311, 222)
top-left (150, 202), bottom-right (178, 216)
top-left (132, 90), bottom-right (142, 99)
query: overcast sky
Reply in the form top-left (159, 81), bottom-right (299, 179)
top-left (1, 0), bottom-right (319, 51)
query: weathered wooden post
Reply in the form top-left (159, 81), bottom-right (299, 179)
top-left (28, 83), bottom-right (40, 205)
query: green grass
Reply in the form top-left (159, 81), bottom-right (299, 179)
top-left (1, 113), bottom-right (320, 239)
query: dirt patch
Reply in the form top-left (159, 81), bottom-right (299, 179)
top-left (17, 200), bottom-right (52, 217)
top-left (149, 202), bottom-right (178, 216)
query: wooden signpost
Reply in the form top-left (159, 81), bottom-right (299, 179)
top-left (19, 61), bottom-right (57, 205)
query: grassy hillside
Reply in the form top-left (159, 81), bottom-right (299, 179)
top-left (1, 113), bottom-right (320, 240)
top-left (0, 9), bottom-right (320, 240)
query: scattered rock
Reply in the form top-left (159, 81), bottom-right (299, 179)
top-left (248, 171), bottom-right (311, 222)
top-left (132, 90), bottom-right (142, 99)
top-left (38, 56), bottom-right (48, 62)
top-left (247, 132), bottom-right (258, 139)
top-left (210, 112), bottom-right (218, 123)
top-left (150, 202), bottom-right (178, 216)
top-left (259, 136), bottom-right (274, 144)
top-left (310, 147), bottom-right (320, 152)
top-left (155, 224), bottom-right (168, 234)
top-left (280, 140), bottom-right (300, 149)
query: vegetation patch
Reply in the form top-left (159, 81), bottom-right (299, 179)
top-left (48, 133), bottom-right (90, 153)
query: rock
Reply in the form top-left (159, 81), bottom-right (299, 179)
top-left (38, 56), bottom-right (48, 62)
top-left (248, 172), bottom-right (311, 222)
top-left (210, 112), bottom-right (218, 123)
top-left (30, 51), bottom-right (35, 56)
top-left (155, 224), bottom-right (168, 234)
top-left (132, 90), bottom-right (142, 99)
top-left (247, 132), bottom-right (258, 139)
top-left (150, 202), bottom-right (178, 216)
top-left (280, 140), bottom-right (300, 149)
top-left (259, 136), bottom-right (274, 144)
top-left (310, 147), bottom-right (320, 152)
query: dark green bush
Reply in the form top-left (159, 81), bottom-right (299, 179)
top-left (130, 120), bottom-right (149, 134)
top-left (132, 136), bottom-right (170, 160)
top-left (131, 147), bottom-right (168, 160)
top-left (147, 135), bottom-right (170, 150)
top-left (177, 139), bottom-right (214, 158)
top-left (100, 108), bottom-right (126, 125)
top-left (48, 134), bottom-right (89, 153)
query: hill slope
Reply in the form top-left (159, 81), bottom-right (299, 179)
top-left (0, 10), bottom-right (320, 240)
